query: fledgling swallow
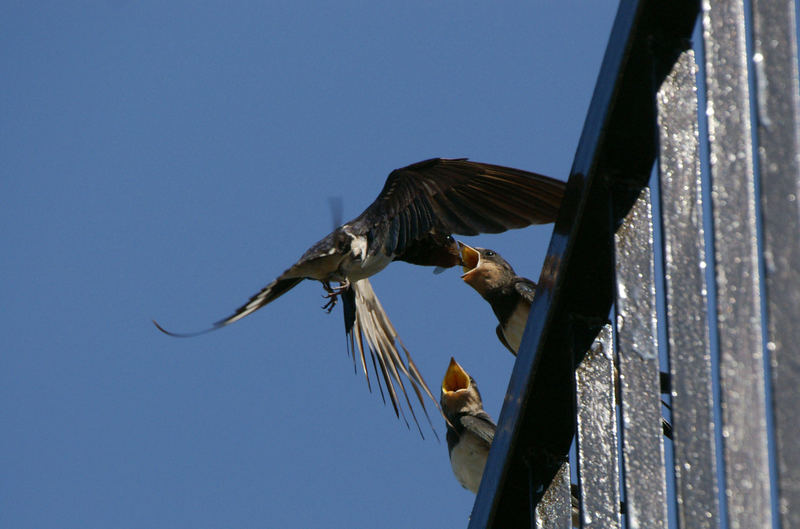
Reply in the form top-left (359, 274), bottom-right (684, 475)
top-left (440, 357), bottom-right (581, 528)
top-left (155, 158), bottom-right (565, 435)
top-left (459, 244), bottom-right (534, 355)
top-left (440, 358), bottom-right (495, 493)
top-left (441, 358), bottom-right (592, 527)
top-left (458, 245), bottom-right (674, 439)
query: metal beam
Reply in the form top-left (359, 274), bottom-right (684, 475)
top-left (750, 0), bottom-right (800, 526)
top-left (468, 1), bottom-right (700, 527)
top-left (614, 188), bottom-right (668, 529)
top-left (657, 49), bottom-right (721, 529)
top-left (702, 0), bottom-right (772, 526)
top-left (575, 324), bottom-right (621, 529)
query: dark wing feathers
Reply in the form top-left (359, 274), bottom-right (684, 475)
top-left (342, 285), bottom-right (357, 338)
top-left (464, 181), bottom-right (541, 225)
top-left (460, 413), bottom-right (496, 445)
top-left (513, 277), bottom-right (538, 304)
top-left (496, 324), bottom-right (516, 356)
top-left (413, 196), bottom-right (434, 233)
top-left (213, 276), bottom-right (304, 328)
top-left (384, 216), bottom-right (399, 256)
top-left (352, 158), bottom-right (565, 258)
top-left (156, 157), bottom-right (563, 436)
top-left (424, 191), bottom-right (479, 235)
top-left (447, 188), bottom-right (509, 233)
top-left (153, 275), bottom-right (304, 337)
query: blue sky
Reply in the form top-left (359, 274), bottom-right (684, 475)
top-left (2, 2), bottom-right (619, 527)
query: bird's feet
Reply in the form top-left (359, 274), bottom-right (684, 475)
top-left (321, 280), bottom-right (350, 313)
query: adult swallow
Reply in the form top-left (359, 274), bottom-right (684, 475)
top-left (440, 357), bottom-right (495, 494)
top-left (459, 244), bottom-right (534, 355)
top-left (155, 158), bottom-right (565, 434)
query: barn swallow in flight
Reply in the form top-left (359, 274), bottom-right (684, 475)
top-left (154, 158), bottom-right (565, 435)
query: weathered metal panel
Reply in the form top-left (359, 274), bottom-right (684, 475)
top-left (656, 49), bottom-right (721, 529)
top-left (468, 3), bottom-right (645, 527)
top-left (702, 1), bottom-right (772, 527)
top-left (575, 324), bottom-right (621, 529)
top-left (534, 462), bottom-right (572, 529)
top-left (467, 2), bottom-right (700, 526)
top-left (614, 187), bottom-right (668, 529)
top-left (750, 1), bottom-right (800, 526)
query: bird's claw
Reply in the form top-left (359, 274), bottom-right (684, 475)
top-left (322, 295), bottom-right (338, 313)
top-left (321, 280), bottom-right (350, 313)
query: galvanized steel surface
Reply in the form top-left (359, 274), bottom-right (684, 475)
top-left (703, 0), bottom-right (772, 527)
top-left (533, 463), bottom-right (572, 529)
top-left (468, 1), bottom-right (700, 527)
top-left (657, 49), bottom-right (720, 529)
top-left (750, 0), bottom-right (800, 526)
top-left (467, 1), bottom-right (652, 525)
top-left (614, 188), bottom-right (668, 529)
top-left (575, 325), bottom-right (621, 529)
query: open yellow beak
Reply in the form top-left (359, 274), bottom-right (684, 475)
top-left (458, 243), bottom-right (480, 276)
top-left (442, 357), bottom-right (471, 394)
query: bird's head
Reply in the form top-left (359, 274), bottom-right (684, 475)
top-left (458, 243), bottom-right (516, 296)
top-left (440, 357), bottom-right (484, 417)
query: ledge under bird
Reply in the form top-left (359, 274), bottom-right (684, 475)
top-left (154, 158), bottom-right (565, 435)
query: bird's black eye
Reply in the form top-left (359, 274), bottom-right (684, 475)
top-left (485, 250), bottom-right (495, 257)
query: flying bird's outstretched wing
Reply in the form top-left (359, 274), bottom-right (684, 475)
top-left (157, 158), bottom-right (565, 337)
top-left (348, 158), bottom-right (565, 265)
top-left (154, 275), bottom-right (305, 337)
top-left (155, 157), bottom-right (566, 435)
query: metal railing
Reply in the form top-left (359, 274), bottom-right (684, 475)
top-left (468, 0), bottom-right (800, 527)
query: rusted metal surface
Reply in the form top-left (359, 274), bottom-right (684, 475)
top-left (575, 324), bottom-right (621, 529)
top-left (702, 0), bottom-right (772, 527)
top-left (750, 1), bottom-right (800, 526)
top-left (656, 49), bottom-right (720, 529)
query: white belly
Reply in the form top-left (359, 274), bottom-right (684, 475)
top-left (502, 303), bottom-right (530, 354)
top-left (342, 230), bottom-right (393, 280)
top-left (450, 433), bottom-right (490, 493)
top-left (346, 251), bottom-right (393, 280)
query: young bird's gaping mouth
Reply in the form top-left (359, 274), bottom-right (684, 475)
top-left (458, 243), bottom-right (481, 280)
top-left (442, 357), bottom-right (471, 394)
